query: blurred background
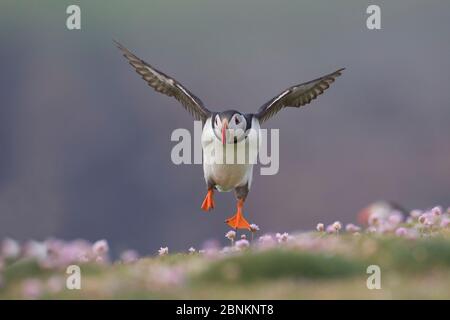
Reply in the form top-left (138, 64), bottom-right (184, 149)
top-left (0, 0), bottom-right (449, 256)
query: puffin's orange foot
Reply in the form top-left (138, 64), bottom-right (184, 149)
top-left (201, 189), bottom-right (215, 211)
top-left (226, 213), bottom-right (251, 230)
top-left (225, 200), bottom-right (251, 230)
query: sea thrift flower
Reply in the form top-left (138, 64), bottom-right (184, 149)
top-left (418, 214), bottom-right (428, 224)
top-left (95, 256), bottom-right (106, 264)
top-left (149, 265), bottom-right (185, 287)
top-left (366, 226), bottom-right (377, 234)
top-left (225, 230), bottom-right (236, 245)
top-left (92, 240), bottom-right (109, 256)
top-left (345, 223), bottom-right (361, 233)
top-left (225, 231), bottom-right (236, 240)
top-left (440, 218), bottom-right (450, 228)
top-left (249, 224), bottom-right (260, 241)
top-left (22, 279), bottom-right (42, 299)
top-left (419, 212), bottom-right (436, 227)
top-left (258, 234), bottom-right (275, 247)
top-left (235, 239), bottom-right (250, 250)
top-left (240, 234), bottom-right (247, 240)
top-left (388, 211), bottom-right (403, 225)
top-left (249, 224), bottom-right (260, 233)
top-left (23, 241), bottom-right (47, 261)
top-left (1, 238), bottom-right (21, 259)
top-left (395, 227), bottom-right (408, 237)
top-left (368, 214), bottom-right (381, 226)
top-left (425, 219), bottom-right (434, 227)
top-left (326, 225), bottom-right (336, 234)
top-left (158, 247), bottom-right (169, 256)
top-left (316, 223), bottom-right (325, 232)
top-left (431, 206), bottom-right (442, 216)
top-left (200, 239), bottom-right (221, 258)
top-left (409, 210), bottom-right (422, 219)
top-left (56, 239), bottom-right (93, 265)
top-left (332, 221), bottom-right (342, 232)
top-left (276, 232), bottom-right (290, 243)
top-left (221, 246), bottom-right (234, 254)
top-left (188, 247), bottom-right (196, 254)
top-left (46, 276), bottom-right (64, 293)
top-left (120, 250), bottom-right (139, 263)
top-left (78, 254), bottom-right (90, 263)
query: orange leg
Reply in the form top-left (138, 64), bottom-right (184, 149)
top-left (225, 199), bottom-right (251, 230)
top-left (201, 189), bottom-right (215, 211)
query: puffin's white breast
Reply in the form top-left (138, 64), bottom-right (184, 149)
top-left (201, 117), bottom-right (260, 192)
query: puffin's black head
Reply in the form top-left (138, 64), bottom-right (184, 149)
top-left (212, 110), bottom-right (252, 144)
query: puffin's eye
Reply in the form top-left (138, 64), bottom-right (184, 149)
top-left (215, 117), bottom-right (219, 125)
top-left (235, 116), bottom-right (240, 125)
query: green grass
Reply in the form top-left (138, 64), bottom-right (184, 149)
top-left (1, 231), bottom-right (450, 299)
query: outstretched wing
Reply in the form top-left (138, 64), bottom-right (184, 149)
top-left (115, 41), bottom-right (211, 122)
top-left (255, 68), bottom-right (344, 123)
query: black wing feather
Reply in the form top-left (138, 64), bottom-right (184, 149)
top-left (115, 41), bottom-right (211, 122)
top-left (256, 68), bottom-right (345, 123)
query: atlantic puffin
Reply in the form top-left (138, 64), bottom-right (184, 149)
top-left (115, 41), bottom-right (344, 230)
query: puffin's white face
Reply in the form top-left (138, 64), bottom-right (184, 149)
top-left (213, 113), bottom-right (247, 144)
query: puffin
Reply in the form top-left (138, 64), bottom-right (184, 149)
top-left (115, 41), bottom-right (344, 230)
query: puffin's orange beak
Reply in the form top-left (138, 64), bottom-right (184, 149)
top-left (221, 120), bottom-right (228, 145)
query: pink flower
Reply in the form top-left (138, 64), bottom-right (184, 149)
top-left (235, 239), bottom-right (250, 249)
top-left (332, 221), bottom-right (342, 232)
top-left (46, 276), bottom-right (64, 293)
top-left (419, 212), bottom-right (436, 227)
top-left (92, 240), bottom-right (109, 256)
top-left (418, 214), bottom-right (428, 224)
top-left (22, 279), bottom-right (43, 299)
top-left (249, 224), bottom-right (260, 232)
top-left (388, 212), bottom-right (404, 225)
top-left (258, 234), bottom-right (275, 246)
top-left (440, 218), bottom-right (450, 228)
top-left (316, 223), bottom-right (325, 232)
top-left (368, 214), bottom-right (381, 226)
top-left (276, 232), bottom-right (290, 242)
top-left (225, 231), bottom-right (236, 241)
top-left (120, 250), bottom-right (139, 263)
top-left (1, 238), bottom-right (21, 259)
top-left (366, 226), bottom-right (377, 234)
top-left (201, 239), bottom-right (220, 255)
top-left (431, 206), bottom-right (442, 216)
top-left (345, 224), bottom-right (361, 233)
top-left (149, 266), bottom-right (185, 287)
top-left (23, 241), bottom-right (47, 261)
top-left (395, 227), bottom-right (408, 237)
top-left (326, 225), bottom-right (336, 234)
top-left (410, 210), bottom-right (422, 218)
top-left (221, 246), bottom-right (234, 254)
